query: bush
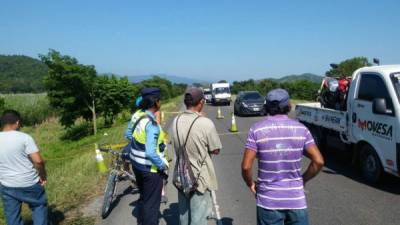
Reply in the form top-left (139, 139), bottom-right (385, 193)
top-left (1, 93), bottom-right (55, 126)
top-left (61, 122), bottom-right (93, 141)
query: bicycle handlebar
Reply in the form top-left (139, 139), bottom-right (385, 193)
top-left (99, 148), bottom-right (121, 156)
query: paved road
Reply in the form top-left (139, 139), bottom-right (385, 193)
top-left (97, 104), bottom-right (400, 225)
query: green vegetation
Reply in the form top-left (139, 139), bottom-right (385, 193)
top-left (0, 55), bottom-right (48, 93)
top-left (231, 79), bottom-right (320, 101)
top-left (40, 50), bottom-right (186, 136)
top-left (274, 73), bottom-right (323, 83)
top-left (0, 49), bottom-right (186, 136)
top-left (232, 57), bottom-right (373, 101)
top-left (40, 50), bottom-right (101, 134)
top-left (291, 99), bottom-right (310, 106)
top-left (326, 57), bottom-right (372, 77)
top-left (0, 96), bottom-right (4, 112)
top-left (95, 75), bottom-right (137, 127)
top-left (138, 76), bottom-right (186, 101)
top-left (1, 93), bottom-right (54, 126)
top-left (0, 95), bottom-right (183, 225)
top-left (280, 80), bottom-right (320, 101)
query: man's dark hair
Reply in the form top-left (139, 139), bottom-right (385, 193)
top-left (1, 110), bottom-right (22, 127)
top-left (266, 101), bottom-right (290, 116)
top-left (184, 93), bottom-right (202, 107)
top-left (139, 95), bottom-right (160, 110)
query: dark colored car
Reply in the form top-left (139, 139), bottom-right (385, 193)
top-left (234, 91), bottom-right (266, 116)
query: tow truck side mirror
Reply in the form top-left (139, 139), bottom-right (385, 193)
top-left (372, 98), bottom-right (392, 115)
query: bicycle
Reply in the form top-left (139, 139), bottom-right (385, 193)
top-left (99, 146), bottom-right (136, 218)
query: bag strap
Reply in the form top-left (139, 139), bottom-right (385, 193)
top-left (175, 113), bottom-right (208, 185)
top-left (175, 114), bottom-right (201, 148)
top-left (194, 152), bottom-right (208, 184)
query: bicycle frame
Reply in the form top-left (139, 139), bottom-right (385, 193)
top-left (101, 147), bottom-right (135, 182)
top-left (100, 146), bottom-right (137, 218)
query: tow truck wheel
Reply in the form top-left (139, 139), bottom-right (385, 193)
top-left (360, 145), bottom-right (382, 183)
top-left (309, 125), bottom-right (325, 150)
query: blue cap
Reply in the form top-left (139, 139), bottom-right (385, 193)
top-left (141, 87), bottom-right (161, 98)
top-left (266, 89), bottom-right (290, 108)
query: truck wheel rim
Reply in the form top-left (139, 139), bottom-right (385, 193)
top-left (365, 155), bottom-right (377, 173)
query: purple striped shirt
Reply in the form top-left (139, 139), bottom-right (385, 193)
top-left (245, 115), bottom-right (315, 210)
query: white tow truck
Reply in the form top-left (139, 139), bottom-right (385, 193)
top-left (296, 65), bottom-right (400, 182)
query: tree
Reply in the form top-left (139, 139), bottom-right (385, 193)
top-left (326, 57), bottom-right (371, 77)
top-left (192, 83), bottom-right (203, 88)
top-left (257, 79), bottom-right (278, 95)
top-left (231, 79), bottom-right (258, 94)
top-left (140, 76), bottom-right (174, 100)
top-left (95, 75), bottom-right (138, 126)
top-left (281, 80), bottom-right (319, 101)
top-left (231, 78), bottom-right (319, 100)
top-left (40, 50), bottom-right (99, 134)
top-left (172, 83), bottom-right (187, 97)
top-left (0, 96), bottom-right (4, 114)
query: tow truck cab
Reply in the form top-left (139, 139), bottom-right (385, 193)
top-left (347, 65), bottom-right (400, 179)
top-left (296, 65), bottom-right (400, 182)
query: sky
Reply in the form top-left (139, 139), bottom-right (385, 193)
top-left (1, 0), bottom-right (399, 82)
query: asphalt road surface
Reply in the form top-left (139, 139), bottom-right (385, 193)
top-left (97, 104), bottom-right (400, 225)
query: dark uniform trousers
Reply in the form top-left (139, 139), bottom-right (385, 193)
top-left (134, 169), bottom-right (163, 225)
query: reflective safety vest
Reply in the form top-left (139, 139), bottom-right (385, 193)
top-left (130, 110), bottom-right (167, 173)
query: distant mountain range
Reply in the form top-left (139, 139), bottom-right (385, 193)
top-left (122, 73), bottom-right (323, 85)
top-left (272, 73), bottom-right (323, 83)
top-left (0, 53), bottom-right (323, 94)
top-left (123, 74), bottom-right (208, 85)
top-left (0, 55), bottom-right (48, 93)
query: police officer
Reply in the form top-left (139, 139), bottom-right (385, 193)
top-left (127, 88), bottom-right (168, 225)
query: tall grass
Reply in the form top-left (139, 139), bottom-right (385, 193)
top-left (1, 93), bottom-right (54, 126)
top-left (0, 95), bottom-right (182, 225)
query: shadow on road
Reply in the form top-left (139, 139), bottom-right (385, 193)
top-left (130, 199), bottom-right (141, 223)
top-left (160, 202), bottom-right (235, 225)
top-left (321, 148), bottom-right (400, 195)
top-left (131, 202), bottom-right (180, 225)
top-left (102, 185), bottom-right (138, 219)
top-left (162, 202), bottom-right (179, 225)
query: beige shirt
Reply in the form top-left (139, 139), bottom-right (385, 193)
top-left (171, 110), bottom-right (222, 193)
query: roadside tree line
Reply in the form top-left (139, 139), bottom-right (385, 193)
top-left (231, 79), bottom-right (320, 101)
top-left (231, 57), bottom-right (373, 101)
top-left (40, 49), bottom-right (186, 135)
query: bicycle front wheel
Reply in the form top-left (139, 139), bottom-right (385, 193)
top-left (101, 170), bottom-right (118, 218)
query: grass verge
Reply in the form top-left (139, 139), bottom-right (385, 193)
top-left (0, 96), bottom-right (182, 225)
top-left (1, 93), bottom-right (54, 126)
top-left (291, 99), bottom-right (311, 106)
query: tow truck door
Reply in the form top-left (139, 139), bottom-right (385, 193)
top-left (351, 73), bottom-right (397, 172)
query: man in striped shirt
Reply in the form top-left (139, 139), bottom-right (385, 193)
top-left (241, 89), bottom-right (324, 225)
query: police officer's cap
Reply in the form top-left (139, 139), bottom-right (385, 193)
top-left (141, 87), bottom-right (161, 98)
